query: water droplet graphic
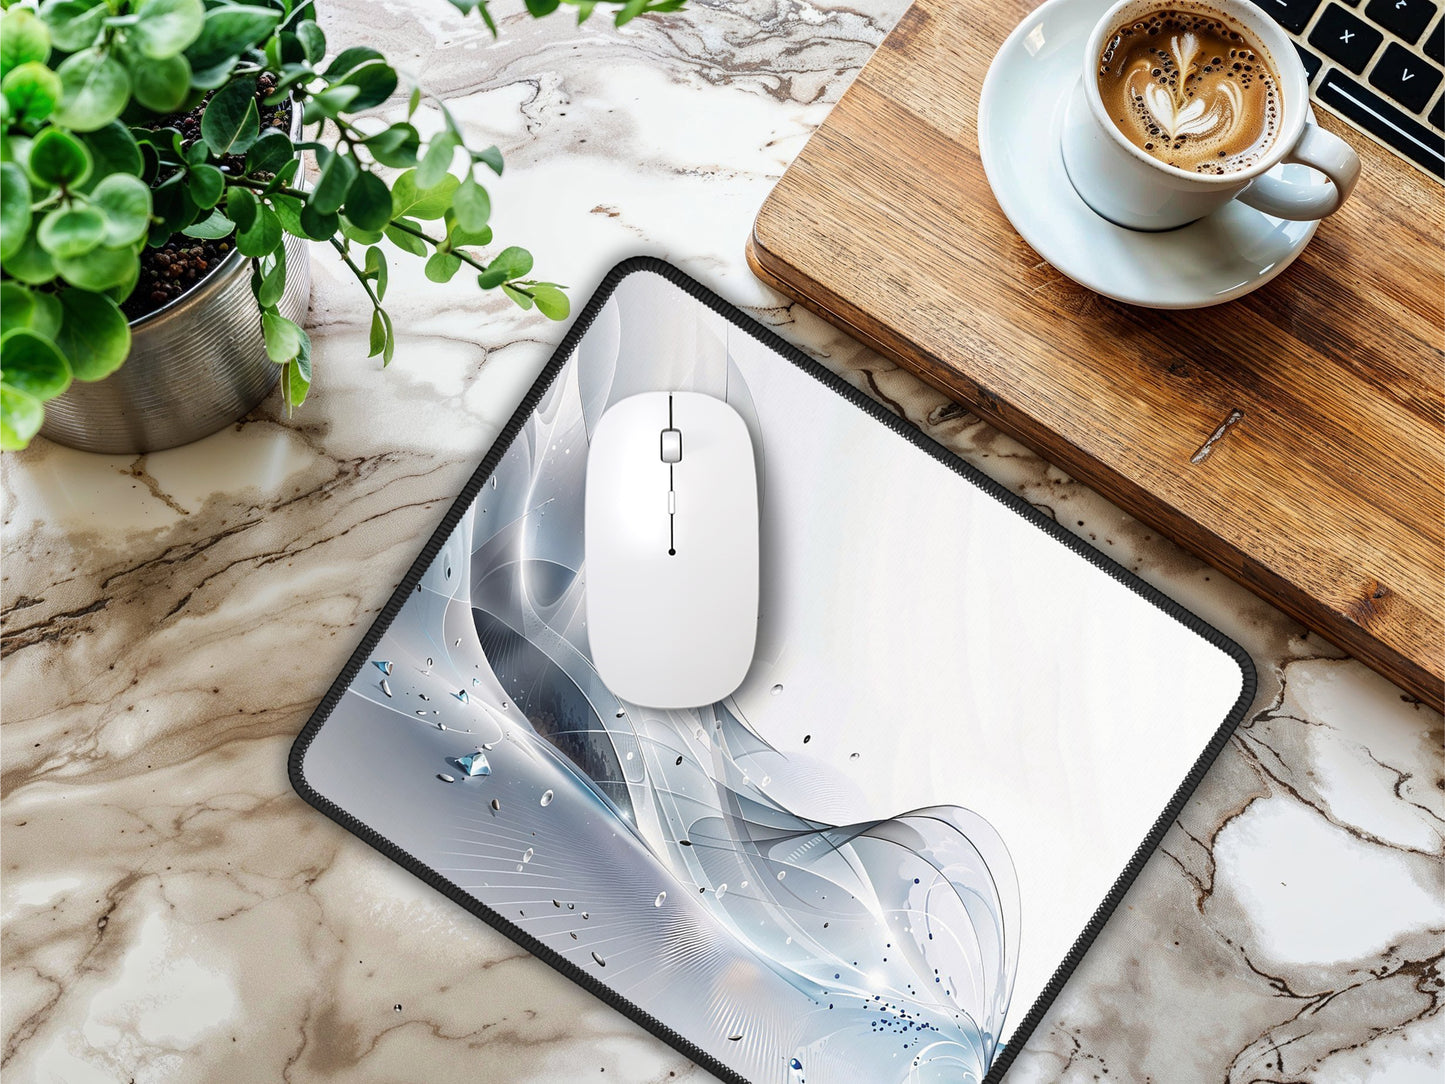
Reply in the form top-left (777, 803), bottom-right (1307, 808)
top-left (850, 752), bottom-right (860, 759)
top-left (728, 1033), bottom-right (743, 1041)
top-left (789, 1057), bottom-right (804, 1077)
top-left (615, 709), bottom-right (625, 718)
top-left (716, 883), bottom-right (727, 899)
top-left (771, 684), bottom-right (784, 695)
top-left (380, 679), bottom-right (392, 697)
top-left (454, 689), bottom-right (469, 703)
top-left (521, 847), bottom-right (534, 863)
top-left (418, 693), bottom-right (430, 702)
top-left (415, 710), bottom-right (429, 717)
top-left (373, 660), bottom-right (393, 675)
top-left (540, 789), bottom-right (554, 807)
top-left (802, 734), bottom-right (811, 744)
top-left (435, 722), bottom-right (447, 730)
top-left (490, 798), bottom-right (501, 811)
top-left (740, 880), bottom-right (749, 889)
top-left (580, 911), bottom-right (589, 919)
top-left (675, 755), bottom-right (684, 765)
top-left (591, 951), bottom-right (606, 967)
top-left (445, 565), bottom-right (451, 579)
top-left (654, 891), bottom-right (667, 907)
top-left (777, 870), bottom-right (787, 881)
top-left (454, 637), bottom-right (461, 646)
top-left (472, 677), bottom-right (481, 686)
top-left (625, 751), bottom-right (634, 761)
top-left (426, 657), bottom-right (433, 668)
top-left (436, 773), bottom-right (455, 783)
top-left (455, 751), bottom-right (491, 777)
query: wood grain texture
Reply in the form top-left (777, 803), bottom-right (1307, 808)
top-left (749, 0), bottom-right (1445, 711)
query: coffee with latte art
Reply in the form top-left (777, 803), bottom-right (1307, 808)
top-left (1096, 6), bottom-right (1281, 173)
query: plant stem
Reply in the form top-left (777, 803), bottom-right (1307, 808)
top-left (327, 237), bottom-right (383, 312)
top-left (385, 219), bottom-right (489, 274)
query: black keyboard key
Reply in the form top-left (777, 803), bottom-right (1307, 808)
top-left (1432, 93), bottom-right (1445, 127)
top-left (1309, 4), bottom-right (1385, 71)
top-left (1425, 19), bottom-right (1444, 63)
top-left (1259, 0), bottom-right (1324, 33)
top-left (1363, 0), bottom-right (1437, 43)
top-left (1369, 41), bottom-right (1443, 110)
top-left (1296, 43), bottom-right (1325, 82)
top-left (1318, 68), bottom-right (1444, 175)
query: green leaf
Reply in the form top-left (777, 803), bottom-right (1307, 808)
top-left (524, 0), bottom-right (561, 15)
top-left (128, 50), bottom-right (191, 112)
top-left (0, 161), bottom-right (31, 262)
top-left (301, 82), bottom-right (358, 123)
top-left (477, 244), bottom-right (532, 288)
top-left (245, 128), bottom-right (293, 174)
top-left (226, 184), bottom-right (256, 230)
top-left (130, 0), bottom-right (205, 60)
top-left (255, 247), bottom-right (286, 306)
top-left (54, 287), bottom-right (130, 380)
top-left (416, 130), bottom-right (457, 189)
top-left (575, 0), bottom-right (597, 23)
top-left (201, 77), bottom-right (260, 156)
top-left (500, 281), bottom-right (533, 309)
top-left (323, 45), bottom-right (383, 79)
top-left (530, 282), bottom-right (569, 320)
top-left (376, 306), bottom-right (394, 363)
top-left (472, 143), bottom-right (503, 176)
top-left (406, 85), bottom-right (420, 119)
top-left (54, 47), bottom-right (131, 131)
top-left (236, 203), bottom-right (281, 256)
top-left (2, 62), bottom-right (62, 122)
top-left (365, 122), bottom-right (419, 168)
top-left (38, 204), bottom-right (105, 258)
top-left (0, 329), bottom-right (71, 399)
top-left (311, 147), bottom-right (357, 215)
top-left (342, 168), bottom-right (390, 232)
top-left (81, 122), bottom-right (143, 182)
top-left (447, 218), bottom-right (491, 248)
top-left (389, 169), bottom-right (457, 220)
top-left (368, 307), bottom-right (385, 357)
top-left (40, 1), bottom-right (107, 53)
top-left (615, 0), bottom-right (649, 26)
top-left (453, 173), bottom-right (490, 233)
top-left (181, 206), bottom-right (232, 238)
top-left (425, 250), bottom-right (462, 283)
top-left (279, 322), bottom-right (312, 410)
top-left (270, 191), bottom-right (305, 236)
top-left (87, 172), bottom-right (152, 245)
top-left (337, 60), bottom-right (396, 111)
top-left (0, 283), bottom-right (62, 339)
top-left (264, 156), bottom-right (300, 192)
top-left (0, 383), bottom-right (44, 450)
top-left (184, 3), bottom-right (281, 73)
top-left (27, 126), bottom-right (91, 187)
top-left (54, 242), bottom-right (138, 291)
top-left (1, 9), bottom-right (51, 79)
top-left (295, 20), bottom-right (325, 64)
top-left (297, 201), bottom-right (337, 240)
top-left (4, 226), bottom-right (55, 283)
top-left (383, 218), bottom-right (426, 256)
top-left (185, 162), bottom-right (224, 210)
top-left (364, 244), bottom-right (387, 301)
top-left (261, 309), bottom-right (302, 363)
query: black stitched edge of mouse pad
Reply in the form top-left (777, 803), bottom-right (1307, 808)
top-left (290, 257), bottom-right (1255, 1084)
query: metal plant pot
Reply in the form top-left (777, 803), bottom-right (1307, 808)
top-left (37, 230), bottom-right (311, 455)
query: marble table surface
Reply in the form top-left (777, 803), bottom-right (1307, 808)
top-left (3, 1), bottom-right (1442, 1081)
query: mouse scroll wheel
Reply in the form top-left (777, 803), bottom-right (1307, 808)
top-left (660, 428), bottom-right (682, 463)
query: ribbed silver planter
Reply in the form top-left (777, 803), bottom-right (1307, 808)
top-left (38, 230), bottom-right (311, 455)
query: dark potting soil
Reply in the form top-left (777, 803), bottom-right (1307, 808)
top-left (122, 73), bottom-right (292, 323)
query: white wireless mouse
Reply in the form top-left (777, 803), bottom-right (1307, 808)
top-left (584, 391), bottom-right (759, 709)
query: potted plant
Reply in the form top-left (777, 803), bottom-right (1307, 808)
top-left (0, 0), bottom-right (683, 453)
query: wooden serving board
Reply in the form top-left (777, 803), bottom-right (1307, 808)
top-left (749, 0), bottom-right (1445, 711)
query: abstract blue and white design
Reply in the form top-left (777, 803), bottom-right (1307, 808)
top-left (301, 269), bottom-right (1244, 1083)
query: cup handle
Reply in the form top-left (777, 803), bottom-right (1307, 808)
top-left (1236, 123), bottom-right (1361, 220)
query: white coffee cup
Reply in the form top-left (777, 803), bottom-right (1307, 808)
top-left (1061, 0), bottom-right (1361, 231)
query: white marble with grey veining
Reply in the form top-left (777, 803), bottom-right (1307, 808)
top-left (3, 1), bottom-right (1442, 1081)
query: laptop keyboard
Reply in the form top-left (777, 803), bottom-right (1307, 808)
top-left (1259, 0), bottom-right (1445, 179)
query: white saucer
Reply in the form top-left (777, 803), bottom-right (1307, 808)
top-left (978, 0), bottom-right (1323, 309)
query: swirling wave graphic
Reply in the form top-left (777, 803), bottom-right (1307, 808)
top-left (346, 286), bottom-right (1019, 1082)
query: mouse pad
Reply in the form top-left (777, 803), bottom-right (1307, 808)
top-left (290, 259), bottom-right (1253, 1084)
